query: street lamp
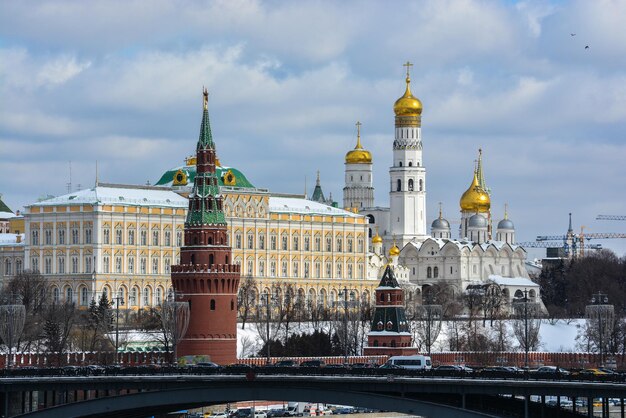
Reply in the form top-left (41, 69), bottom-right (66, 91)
top-left (339, 287), bottom-right (358, 364)
top-left (586, 292), bottom-right (614, 367)
top-left (112, 292), bottom-right (124, 364)
top-left (261, 292), bottom-right (274, 364)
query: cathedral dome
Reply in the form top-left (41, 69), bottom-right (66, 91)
top-left (497, 218), bottom-right (515, 230)
top-left (468, 213), bottom-right (488, 228)
top-left (393, 76), bottom-right (423, 116)
top-left (389, 244), bottom-right (400, 256)
top-left (432, 217), bottom-right (450, 229)
top-left (345, 122), bottom-right (372, 164)
top-left (372, 233), bottom-right (383, 244)
top-left (460, 173), bottom-right (490, 213)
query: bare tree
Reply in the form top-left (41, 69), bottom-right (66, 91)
top-left (237, 274), bottom-right (256, 330)
top-left (239, 334), bottom-right (258, 358)
top-left (413, 304), bottom-right (443, 356)
top-left (253, 292), bottom-right (282, 363)
top-left (512, 297), bottom-right (542, 366)
top-left (1, 270), bottom-right (48, 352)
top-left (481, 282), bottom-right (504, 326)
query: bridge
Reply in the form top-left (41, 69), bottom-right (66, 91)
top-left (1, 370), bottom-right (625, 418)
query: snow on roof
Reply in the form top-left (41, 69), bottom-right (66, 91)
top-left (488, 275), bottom-right (538, 287)
top-left (0, 211), bottom-right (16, 219)
top-left (268, 197), bottom-right (362, 218)
top-left (0, 233), bottom-right (24, 246)
top-left (29, 184), bottom-right (188, 208)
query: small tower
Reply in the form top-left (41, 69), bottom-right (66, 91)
top-left (343, 121), bottom-right (374, 210)
top-left (496, 204), bottom-right (515, 244)
top-left (467, 213), bottom-right (489, 243)
top-left (431, 203), bottom-right (451, 239)
top-left (310, 171), bottom-right (332, 205)
top-left (170, 89), bottom-right (240, 364)
top-left (364, 265), bottom-right (417, 356)
top-left (459, 149), bottom-right (491, 239)
top-left (388, 239), bottom-right (400, 266)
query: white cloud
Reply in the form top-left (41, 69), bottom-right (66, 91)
top-left (36, 55), bottom-right (91, 86)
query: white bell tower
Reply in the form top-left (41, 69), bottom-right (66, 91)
top-left (389, 62), bottom-right (428, 247)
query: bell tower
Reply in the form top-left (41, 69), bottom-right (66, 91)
top-left (170, 88), bottom-right (240, 364)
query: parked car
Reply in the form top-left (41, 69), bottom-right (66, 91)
top-left (272, 360), bottom-right (299, 367)
top-left (534, 366), bottom-right (570, 376)
top-left (300, 360), bottom-right (326, 368)
top-left (254, 411), bottom-right (268, 418)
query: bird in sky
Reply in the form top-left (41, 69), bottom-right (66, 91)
top-left (585, 45), bottom-right (590, 49)
top-left (571, 33), bottom-right (576, 36)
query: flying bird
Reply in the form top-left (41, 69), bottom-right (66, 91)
top-left (585, 45), bottom-right (590, 49)
top-left (571, 33), bottom-right (576, 36)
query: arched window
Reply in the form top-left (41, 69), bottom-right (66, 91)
top-left (210, 299), bottom-right (216, 310)
top-left (433, 266), bottom-right (439, 278)
top-left (427, 267), bottom-right (432, 278)
top-left (399, 161), bottom-right (403, 167)
top-left (143, 287), bottom-right (150, 306)
top-left (52, 287), bottom-right (60, 304)
top-left (396, 179), bottom-right (401, 191)
top-left (81, 287), bottom-right (88, 306)
top-left (408, 179), bottom-right (414, 191)
top-left (408, 162), bottom-right (413, 167)
top-left (419, 179), bottom-right (423, 191)
top-left (66, 287), bottom-right (73, 303)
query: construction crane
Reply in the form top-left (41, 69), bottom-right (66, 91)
top-left (531, 213), bottom-right (626, 258)
top-left (596, 215), bottom-right (626, 221)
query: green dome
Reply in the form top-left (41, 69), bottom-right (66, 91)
top-left (156, 163), bottom-right (255, 189)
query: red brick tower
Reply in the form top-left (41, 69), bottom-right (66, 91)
top-left (363, 265), bottom-right (417, 356)
top-left (171, 89), bottom-right (240, 364)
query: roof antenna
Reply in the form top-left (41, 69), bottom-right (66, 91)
top-left (67, 161), bottom-right (72, 193)
top-left (304, 175), bottom-right (307, 199)
top-left (95, 160), bottom-right (99, 187)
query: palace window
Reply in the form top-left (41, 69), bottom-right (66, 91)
top-left (72, 228), bottom-right (79, 244)
top-left (292, 261), bottom-right (299, 277)
top-left (152, 230), bottom-right (159, 246)
top-left (16, 259), bottom-right (22, 275)
top-left (71, 256), bottom-right (79, 273)
top-left (427, 267), bottom-right (432, 278)
top-left (155, 288), bottom-right (162, 305)
top-left (326, 262), bottom-right (332, 278)
top-left (128, 257), bottom-right (134, 273)
top-left (140, 258), bottom-right (147, 274)
top-left (31, 257), bottom-right (39, 272)
top-left (176, 231), bottom-right (182, 247)
top-left (85, 228), bottom-right (92, 244)
top-left (4, 260), bottom-right (11, 276)
top-left (165, 231), bottom-right (171, 246)
top-left (304, 236), bottom-right (310, 251)
top-left (433, 266), bottom-right (439, 278)
top-left (357, 238), bottom-right (364, 253)
top-left (140, 230), bottom-right (147, 246)
top-left (259, 260), bottom-right (265, 277)
top-left (270, 261), bottom-right (276, 277)
top-left (32, 230), bottom-right (39, 245)
top-left (270, 235), bottom-right (277, 250)
top-left (235, 232), bottom-right (242, 249)
top-left (102, 256), bottom-right (110, 273)
top-left (259, 233), bottom-right (265, 250)
top-left (336, 263), bottom-right (342, 278)
top-left (103, 228), bottom-right (110, 244)
top-left (348, 264), bottom-right (353, 279)
top-left (143, 287), bottom-right (150, 306)
top-left (281, 235), bottom-right (288, 251)
top-left (58, 229), bottom-right (65, 245)
top-left (315, 262), bottom-right (321, 278)
top-left (281, 261), bottom-right (288, 277)
top-left (325, 236), bottom-right (332, 252)
top-left (81, 287), bottom-right (88, 306)
top-left (66, 287), bottom-right (73, 303)
top-left (130, 287), bottom-right (138, 306)
top-left (57, 257), bottom-right (65, 274)
top-left (247, 233), bottom-right (254, 250)
top-left (115, 257), bottom-right (122, 273)
top-left (304, 261), bottom-right (310, 278)
top-left (247, 260), bottom-right (253, 275)
top-left (115, 228), bottom-right (122, 245)
top-left (336, 237), bottom-right (342, 252)
top-left (347, 238), bottom-right (353, 252)
top-left (52, 287), bottom-right (60, 304)
top-left (128, 230), bottom-right (135, 245)
top-left (44, 229), bottom-right (52, 245)
top-left (152, 257), bottom-right (159, 274)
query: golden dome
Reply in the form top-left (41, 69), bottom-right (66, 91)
top-left (389, 244), bottom-right (400, 256)
top-left (460, 172), bottom-right (491, 213)
top-left (372, 234), bottom-right (383, 244)
top-left (345, 121), bottom-right (372, 164)
top-left (393, 76), bottom-right (422, 116)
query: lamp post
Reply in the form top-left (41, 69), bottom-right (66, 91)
top-left (262, 292), bottom-right (273, 364)
top-left (340, 287), bottom-right (357, 365)
top-left (523, 289), bottom-right (529, 369)
top-left (113, 293), bottom-right (124, 364)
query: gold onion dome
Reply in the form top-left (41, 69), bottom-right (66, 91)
top-left (389, 244), bottom-right (400, 256)
top-left (393, 75), bottom-right (422, 116)
top-left (372, 233), bottom-right (383, 244)
top-left (345, 121), bottom-right (372, 164)
top-left (460, 172), bottom-right (491, 213)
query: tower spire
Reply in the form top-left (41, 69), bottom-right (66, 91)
top-left (439, 202), bottom-right (443, 219)
top-left (355, 121), bottom-right (363, 149)
top-left (504, 203), bottom-right (509, 220)
top-left (198, 87), bottom-right (214, 149)
top-left (568, 212), bottom-right (573, 233)
top-left (476, 148), bottom-right (489, 195)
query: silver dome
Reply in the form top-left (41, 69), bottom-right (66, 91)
top-left (468, 213), bottom-right (488, 228)
top-left (498, 218), bottom-right (515, 230)
top-left (431, 217), bottom-right (450, 229)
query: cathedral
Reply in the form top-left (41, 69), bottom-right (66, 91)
top-left (344, 64), bottom-right (540, 307)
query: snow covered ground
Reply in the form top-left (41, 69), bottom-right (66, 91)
top-left (236, 319), bottom-right (586, 358)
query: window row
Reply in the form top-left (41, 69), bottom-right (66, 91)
top-left (102, 228), bottom-right (182, 247)
top-left (31, 228), bottom-right (93, 246)
top-left (3, 259), bottom-right (23, 276)
top-left (233, 232), bottom-right (364, 253)
top-left (242, 259), bottom-right (365, 280)
top-left (52, 285), bottom-right (169, 307)
top-left (395, 178), bottom-right (424, 192)
top-left (102, 256), bottom-right (174, 275)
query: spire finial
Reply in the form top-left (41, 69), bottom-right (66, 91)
top-left (95, 160), bottom-right (99, 186)
top-left (403, 61), bottom-right (413, 82)
top-left (439, 202), bottom-right (443, 219)
top-left (304, 175), bottom-right (307, 199)
top-left (355, 120), bottom-right (362, 149)
top-left (316, 170), bottom-right (321, 186)
top-left (568, 212), bottom-right (573, 233)
top-left (504, 203), bottom-right (508, 219)
top-left (203, 86), bottom-right (208, 110)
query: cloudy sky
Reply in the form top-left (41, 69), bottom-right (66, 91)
top-left (1, 0), bottom-right (625, 257)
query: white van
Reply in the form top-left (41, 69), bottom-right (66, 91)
top-left (386, 355), bottom-right (432, 370)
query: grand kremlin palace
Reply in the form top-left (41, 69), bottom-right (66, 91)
top-left (0, 123), bottom-right (374, 311)
top-left (0, 66), bottom-right (539, 311)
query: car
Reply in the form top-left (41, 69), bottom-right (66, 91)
top-left (197, 361), bottom-right (221, 368)
top-left (478, 366), bottom-right (512, 376)
top-left (211, 412), bottom-right (229, 418)
top-left (332, 407), bottom-right (354, 415)
top-left (267, 409), bottom-right (289, 417)
top-left (254, 411), bottom-right (267, 418)
top-left (233, 408), bottom-right (253, 418)
top-left (379, 363), bottom-right (402, 369)
top-left (300, 360), bottom-right (325, 368)
top-left (273, 360), bottom-right (299, 367)
top-left (535, 366), bottom-right (570, 376)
